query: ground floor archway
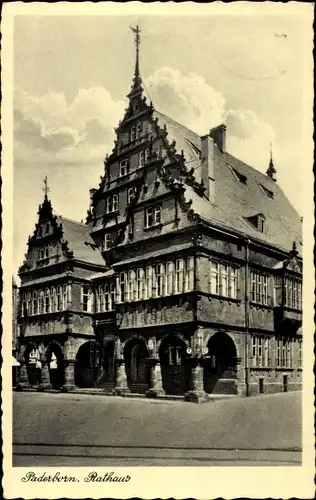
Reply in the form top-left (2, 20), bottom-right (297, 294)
top-left (125, 338), bottom-right (149, 393)
top-left (75, 340), bottom-right (100, 388)
top-left (46, 342), bottom-right (65, 389)
top-left (159, 335), bottom-right (190, 395)
top-left (204, 332), bottom-right (238, 394)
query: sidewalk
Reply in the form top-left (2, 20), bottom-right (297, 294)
top-left (13, 386), bottom-right (239, 403)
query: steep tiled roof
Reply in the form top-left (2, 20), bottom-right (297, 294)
top-left (154, 111), bottom-right (302, 256)
top-left (55, 216), bottom-right (105, 266)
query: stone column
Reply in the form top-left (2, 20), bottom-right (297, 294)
top-left (62, 362), bottom-right (76, 392)
top-left (114, 359), bottom-right (130, 396)
top-left (16, 347), bottom-right (30, 391)
top-left (37, 358), bottom-right (52, 391)
top-left (185, 358), bottom-right (207, 403)
top-left (146, 359), bottom-right (165, 398)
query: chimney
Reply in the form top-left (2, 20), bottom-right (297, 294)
top-left (201, 134), bottom-right (215, 203)
top-left (210, 124), bottom-right (226, 153)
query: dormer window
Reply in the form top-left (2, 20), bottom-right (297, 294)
top-left (257, 215), bottom-right (265, 233)
top-left (246, 214), bottom-right (266, 234)
top-left (227, 164), bottom-right (247, 185)
top-left (258, 182), bottom-right (274, 199)
top-left (119, 160), bottom-right (129, 177)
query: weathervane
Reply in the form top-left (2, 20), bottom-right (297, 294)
top-left (130, 25), bottom-right (141, 85)
top-left (43, 175), bottom-right (50, 199)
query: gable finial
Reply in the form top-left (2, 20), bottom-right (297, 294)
top-left (43, 175), bottom-right (50, 200)
top-left (266, 142), bottom-right (277, 181)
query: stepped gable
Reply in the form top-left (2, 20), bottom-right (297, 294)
top-left (54, 215), bottom-right (105, 266)
top-left (153, 111), bottom-right (302, 255)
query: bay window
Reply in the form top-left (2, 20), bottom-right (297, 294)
top-left (209, 260), bottom-right (238, 298)
top-left (81, 285), bottom-right (92, 312)
top-left (32, 291), bottom-right (38, 315)
top-left (185, 257), bottom-right (194, 292)
top-left (175, 259), bottom-right (184, 293)
top-left (166, 261), bottom-right (174, 295)
top-left (146, 266), bottom-right (153, 298)
top-left (136, 268), bottom-right (145, 300)
top-left (56, 285), bottom-right (62, 311)
top-left (155, 263), bottom-right (165, 297)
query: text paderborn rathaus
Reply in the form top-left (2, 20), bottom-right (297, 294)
top-left (16, 27), bottom-right (302, 402)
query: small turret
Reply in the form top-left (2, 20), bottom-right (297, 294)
top-left (266, 143), bottom-right (277, 181)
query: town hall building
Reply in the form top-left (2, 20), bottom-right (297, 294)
top-left (16, 27), bottom-right (302, 402)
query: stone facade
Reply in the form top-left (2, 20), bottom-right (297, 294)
top-left (16, 28), bottom-right (302, 401)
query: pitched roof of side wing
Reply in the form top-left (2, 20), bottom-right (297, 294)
top-left (154, 110), bottom-right (302, 255)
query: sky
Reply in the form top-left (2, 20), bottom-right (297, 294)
top-left (13, 12), bottom-right (311, 274)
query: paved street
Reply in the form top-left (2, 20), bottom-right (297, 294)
top-left (13, 391), bottom-right (302, 466)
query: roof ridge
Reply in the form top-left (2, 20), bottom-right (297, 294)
top-left (154, 109), bottom-right (201, 140)
top-left (54, 213), bottom-right (88, 228)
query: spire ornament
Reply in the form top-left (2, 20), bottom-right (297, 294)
top-left (266, 143), bottom-right (277, 181)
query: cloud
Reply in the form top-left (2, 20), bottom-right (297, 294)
top-left (146, 67), bottom-right (226, 134)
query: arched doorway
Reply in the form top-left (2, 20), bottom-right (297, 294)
top-left (75, 341), bottom-right (100, 388)
top-left (96, 337), bottom-right (116, 389)
top-left (24, 344), bottom-right (41, 387)
top-left (159, 336), bottom-right (189, 395)
top-left (125, 338), bottom-right (149, 393)
top-left (204, 332), bottom-right (238, 394)
top-left (46, 342), bottom-right (65, 389)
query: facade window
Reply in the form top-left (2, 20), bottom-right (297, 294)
top-left (209, 260), bottom-right (238, 298)
top-left (39, 245), bottom-right (49, 260)
top-left (27, 292), bottom-right (32, 316)
top-left (45, 288), bottom-right (50, 313)
top-left (39, 290), bottom-right (45, 313)
top-left (252, 336), bottom-right (269, 368)
top-left (250, 271), bottom-right (269, 305)
top-left (185, 257), bottom-right (194, 292)
top-left (51, 286), bottom-right (56, 312)
top-left (127, 270), bottom-right (136, 301)
top-left (103, 233), bottom-right (112, 251)
top-left (298, 340), bottom-right (302, 368)
top-left (274, 275), bottom-right (283, 305)
top-left (104, 282), bottom-right (115, 311)
top-left (175, 259), bottom-right (184, 293)
top-left (276, 338), bottom-right (293, 368)
top-left (145, 148), bottom-right (150, 163)
top-left (168, 345), bottom-right (182, 366)
top-left (136, 268), bottom-right (145, 300)
top-left (155, 263), bottom-right (165, 297)
top-left (119, 272), bottom-right (128, 302)
top-left (210, 262), bottom-right (220, 295)
top-left (145, 205), bottom-right (161, 228)
top-left (21, 293), bottom-right (26, 317)
top-left (139, 151), bottom-right (145, 167)
top-left (106, 194), bottom-right (119, 214)
top-left (166, 261), bottom-right (174, 295)
top-left (81, 285), bottom-right (92, 312)
top-left (127, 187), bottom-right (136, 204)
top-left (56, 285), bottom-right (62, 311)
top-left (62, 284), bottom-right (68, 310)
top-left (136, 123), bottom-right (142, 139)
top-left (130, 126), bottom-right (136, 142)
top-left (119, 160), bottom-right (129, 177)
top-left (285, 277), bottom-right (302, 309)
top-left (145, 266), bottom-right (153, 299)
top-left (32, 291), bottom-right (38, 315)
